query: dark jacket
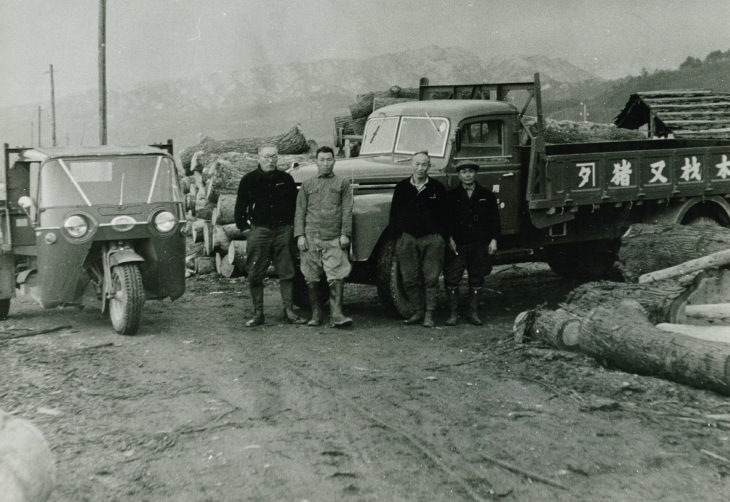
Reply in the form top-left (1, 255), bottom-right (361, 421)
top-left (446, 182), bottom-right (501, 244)
top-left (389, 177), bottom-right (448, 238)
top-left (234, 167), bottom-right (298, 230)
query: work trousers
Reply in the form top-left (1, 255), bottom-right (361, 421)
top-left (300, 236), bottom-right (352, 283)
top-left (245, 224), bottom-right (296, 286)
top-left (396, 232), bottom-right (445, 312)
top-left (443, 242), bottom-right (492, 288)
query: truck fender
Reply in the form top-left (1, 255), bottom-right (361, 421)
top-left (351, 192), bottom-right (393, 262)
top-left (108, 248), bottom-right (145, 267)
top-left (648, 196), bottom-right (730, 226)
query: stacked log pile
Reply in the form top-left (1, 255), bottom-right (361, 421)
top-left (180, 126), bottom-right (315, 277)
top-left (514, 223), bottom-right (730, 395)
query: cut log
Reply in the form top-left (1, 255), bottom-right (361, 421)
top-left (349, 92), bottom-right (376, 120)
top-left (216, 252), bottom-right (241, 278)
top-left (194, 199), bottom-right (215, 221)
top-left (656, 323), bottom-right (730, 344)
top-left (179, 125), bottom-right (310, 172)
top-left (513, 307), bottom-right (581, 350)
top-left (215, 194), bottom-right (237, 225)
top-left (218, 223), bottom-right (246, 240)
top-left (639, 249), bottom-right (730, 283)
top-left (189, 219), bottom-right (206, 243)
top-left (684, 303), bottom-right (730, 325)
top-left (577, 300), bottom-right (730, 395)
top-left (565, 279), bottom-right (692, 324)
top-left (194, 256), bottom-right (216, 275)
top-left (204, 224), bottom-right (234, 255)
top-left (618, 223), bottom-right (730, 281)
top-left (228, 240), bottom-right (248, 274)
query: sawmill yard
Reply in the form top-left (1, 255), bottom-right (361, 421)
top-left (2, 261), bottom-right (729, 501)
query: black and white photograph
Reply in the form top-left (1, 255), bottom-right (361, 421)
top-left (2, 1), bottom-right (730, 500)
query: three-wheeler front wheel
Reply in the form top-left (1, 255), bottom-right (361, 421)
top-left (108, 264), bottom-right (145, 335)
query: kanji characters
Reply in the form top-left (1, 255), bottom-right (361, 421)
top-left (649, 160), bottom-right (668, 183)
top-left (680, 156), bottom-right (702, 181)
top-left (716, 154), bottom-right (730, 179)
top-left (610, 159), bottom-right (632, 186)
top-left (576, 162), bottom-right (595, 188)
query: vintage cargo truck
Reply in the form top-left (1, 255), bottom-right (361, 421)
top-left (290, 74), bottom-right (730, 316)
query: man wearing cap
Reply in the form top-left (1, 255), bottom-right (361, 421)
top-left (234, 144), bottom-right (305, 327)
top-left (389, 151), bottom-right (448, 328)
top-left (444, 161), bottom-right (501, 326)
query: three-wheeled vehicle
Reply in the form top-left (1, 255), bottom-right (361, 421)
top-left (0, 141), bottom-right (186, 335)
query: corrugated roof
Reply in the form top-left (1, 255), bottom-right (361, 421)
top-left (615, 90), bottom-right (730, 138)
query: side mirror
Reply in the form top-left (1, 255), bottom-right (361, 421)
top-left (18, 196), bottom-right (36, 221)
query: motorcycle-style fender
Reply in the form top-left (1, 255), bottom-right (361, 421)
top-left (108, 248), bottom-right (145, 267)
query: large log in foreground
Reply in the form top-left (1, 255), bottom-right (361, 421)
top-left (580, 301), bottom-right (730, 395)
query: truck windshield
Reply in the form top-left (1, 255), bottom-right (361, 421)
top-left (39, 155), bottom-right (180, 208)
top-left (360, 117), bottom-right (399, 155)
top-left (360, 116), bottom-right (450, 157)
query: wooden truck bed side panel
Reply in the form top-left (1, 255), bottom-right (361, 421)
top-left (530, 142), bottom-right (730, 210)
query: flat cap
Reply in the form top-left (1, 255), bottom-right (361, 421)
top-left (454, 161), bottom-right (480, 172)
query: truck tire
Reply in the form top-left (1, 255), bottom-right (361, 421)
top-left (375, 237), bottom-right (416, 318)
top-left (108, 264), bottom-right (145, 335)
top-left (544, 239), bottom-right (620, 281)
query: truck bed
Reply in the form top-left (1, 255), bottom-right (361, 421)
top-left (529, 138), bottom-right (730, 209)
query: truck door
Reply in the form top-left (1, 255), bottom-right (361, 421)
top-left (451, 119), bottom-right (521, 235)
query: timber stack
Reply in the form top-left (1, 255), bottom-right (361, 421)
top-left (179, 125), bottom-right (315, 278)
top-left (514, 223), bottom-right (730, 395)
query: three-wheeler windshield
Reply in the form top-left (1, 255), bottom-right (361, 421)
top-left (39, 155), bottom-right (180, 208)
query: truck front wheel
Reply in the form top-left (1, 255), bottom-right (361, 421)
top-left (544, 239), bottom-right (620, 281)
top-left (375, 237), bottom-right (416, 318)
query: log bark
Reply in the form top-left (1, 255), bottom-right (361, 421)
top-left (189, 219), bottom-right (206, 243)
top-left (180, 125), bottom-right (309, 172)
top-left (618, 223), bottom-right (730, 281)
top-left (228, 240), bottom-right (248, 274)
top-left (513, 307), bottom-right (581, 349)
top-left (204, 224), bottom-right (235, 255)
top-left (578, 300), bottom-right (730, 395)
top-left (684, 303), bottom-right (730, 325)
top-left (215, 194), bottom-right (237, 226)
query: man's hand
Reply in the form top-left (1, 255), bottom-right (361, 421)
top-left (488, 238), bottom-right (498, 255)
top-left (339, 235), bottom-right (350, 249)
top-left (448, 236), bottom-right (458, 255)
top-left (297, 235), bottom-right (308, 252)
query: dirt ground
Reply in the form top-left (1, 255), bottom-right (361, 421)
top-left (1, 263), bottom-right (729, 502)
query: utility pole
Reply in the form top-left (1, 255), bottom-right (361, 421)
top-left (30, 121), bottom-right (34, 146)
top-left (98, 0), bottom-right (107, 145)
top-left (49, 64), bottom-right (57, 146)
top-left (37, 106), bottom-right (42, 147)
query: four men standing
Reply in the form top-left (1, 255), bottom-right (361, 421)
top-left (234, 147), bottom-right (500, 329)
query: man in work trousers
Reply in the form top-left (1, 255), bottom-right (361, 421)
top-left (444, 161), bottom-right (500, 326)
top-left (294, 145), bottom-right (354, 328)
top-left (389, 151), bottom-right (448, 328)
top-left (234, 144), bottom-right (306, 327)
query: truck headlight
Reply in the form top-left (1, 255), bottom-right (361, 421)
top-left (153, 210), bottom-right (176, 233)
top-left (63, 215), bottom-right (88, 238)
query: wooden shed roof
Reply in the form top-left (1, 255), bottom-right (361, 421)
top-left (614, 89), bottom-right (730, 138)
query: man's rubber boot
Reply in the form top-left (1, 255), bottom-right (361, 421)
top-left (445, 287), bottom-right (459, 326)
top-left (245, 284), bottom-right (265, 327)
top-left (404, 311), bottom-right (424, 325)
top-left (306, 282), bottom-right (323, 327)
top-left (467, 287), bottom-right (483, 326)
top-left (280, 280), bottom-right (305, 324)
top-left (422, 310), bottom-right (435, 328)
top-left (328, 280), bottom-right (352, 328)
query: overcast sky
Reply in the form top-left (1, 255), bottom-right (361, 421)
top-left (2, 0), bottom-right (730, 108)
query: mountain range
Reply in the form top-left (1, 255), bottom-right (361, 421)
top-left (1, 45), bottom-right (726, 151)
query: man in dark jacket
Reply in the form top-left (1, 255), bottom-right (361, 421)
top-left (234, 144), bottom-right (305, 327)
top-left (444, 161), bottom-right (501, 326)
top-left (389, 151), bottom-right (448, 327)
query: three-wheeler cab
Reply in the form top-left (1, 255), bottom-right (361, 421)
top-left (0, 142), bottom-right (186, 334)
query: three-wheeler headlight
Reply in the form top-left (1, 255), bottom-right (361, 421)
top-left (63, 215), bottom-right (89, 238)
top-left (153, 210), bottom-right (176, 233)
